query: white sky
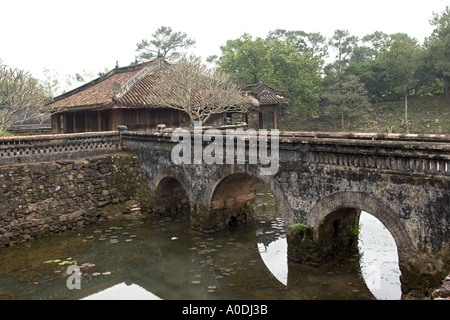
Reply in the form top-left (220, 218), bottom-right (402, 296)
top-left (1, 0), bottom-right (448, 84)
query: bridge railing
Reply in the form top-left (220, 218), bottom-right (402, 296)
top-left (122, 129), bottom-right (450, 177)
top-left (283, 132), bottom-right (450, 176)
top-left (0, 132), bottom-right (120, 165)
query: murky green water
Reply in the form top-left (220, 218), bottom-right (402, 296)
top-left (0, 192), bottom-right (401, 300)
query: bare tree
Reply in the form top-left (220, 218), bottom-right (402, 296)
top-left (146, 55), bottom-right (248, 125)
top-left (0, 65), bottom-right (50, 135)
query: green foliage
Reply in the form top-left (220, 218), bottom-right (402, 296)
top-left (424, 6), bottom-right (450, 105)
top-left (215, 33), bottom-right (323, 115)
top-left (135, 26), bottom-right (196, 63)
top-left (289, 222), bottom-right (312, 234)
top-left (321, 74), bottom-right (372, 130)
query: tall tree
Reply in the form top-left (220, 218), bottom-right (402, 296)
top-left (266, 29), bottom-right (328, 61)
top-left (425, 6), bottom-right (450, 106)
top-left (216, 34), bottom-right (271, 84)
top-left (362, 31), bottom-right (391, 60)
top-left (215, 33), bottom-right (322, 114)
top-left (135, 26), bottom-right (196, 63)
top-left (321, 74), bottom-right (372, 131)
top-left (379, 33), bottom-right (423, 132)
top-left (328, 29), bottom-right (359, 75)
top-left (0, 64), bottom-right (50, 135)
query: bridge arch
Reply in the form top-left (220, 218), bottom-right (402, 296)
top-left (202, 166), bottom-right (292, 229)
top-left (152, 169), bottom-right (192, 213)
top-left (307, 191), bottom-right (413, 260)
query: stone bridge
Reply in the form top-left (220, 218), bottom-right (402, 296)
top-left (0, 129), bottom-right (448, 296)
top-left (122, 129), bottom-right (450, 296)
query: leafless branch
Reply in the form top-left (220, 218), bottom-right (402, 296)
top-left (145, 55), bottom-right (248, 124)
top-left (0, 65), bottom-right (50, 135)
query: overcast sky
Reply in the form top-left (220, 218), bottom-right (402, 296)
top-left (1, 0), bottom-right (448, 84)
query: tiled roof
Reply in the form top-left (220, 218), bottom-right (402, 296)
top-left (46, 58), bottom-right (170, 111)
top-left (242, 83), bottom-right (289, 105)
top-left (46, 60), bottom-right (289, 113)
top-left (114, 74), bottom-right (160, 108)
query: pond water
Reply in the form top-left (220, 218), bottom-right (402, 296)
top-left (0, 192), bottom-right (402, 300)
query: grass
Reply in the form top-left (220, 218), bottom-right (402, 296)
top-left (0, 131), bottom-right (16, 137)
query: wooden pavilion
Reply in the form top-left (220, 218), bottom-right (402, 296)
top-left (46, 58), bottom-right (288, 133)
top-left (241, 83), bottom-right (289, 129)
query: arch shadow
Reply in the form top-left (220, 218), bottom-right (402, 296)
top-left (203, 165), bottom-right (292, 226)
top-left (307, 191), bottom-right (413, 259)
top-left (151, 168), bottom-right (192, 213)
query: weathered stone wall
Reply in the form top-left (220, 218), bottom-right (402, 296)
top-left (0, 153), bottom-right (151, 247)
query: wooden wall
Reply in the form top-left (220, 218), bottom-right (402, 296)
top-left (53, 108), bottom-right (227, 133)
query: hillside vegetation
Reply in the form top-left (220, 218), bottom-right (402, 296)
top-left (278, 94), bottom-right (450, 134)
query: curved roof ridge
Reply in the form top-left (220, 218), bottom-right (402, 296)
top-left (113, 58), bottom-right (170, 103)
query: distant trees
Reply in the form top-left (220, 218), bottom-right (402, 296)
top-left (135, 26), bottom-right (196, 63)
top-left (0, 63), bottom-right (50, 135)
top-left (377, 33), bottom-right (422, 132)
top-left (206, 6), bottom-right (449, 132)
top-left (425, 6), bottom-right (450, 105)
top-left (211, 32), bottom-right (323, 115)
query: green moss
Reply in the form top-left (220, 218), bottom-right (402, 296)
top-left (289, 223), bottom-right (313, 241)
top-left (289, 222), bottom-right (310, 233)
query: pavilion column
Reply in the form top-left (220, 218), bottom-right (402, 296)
top-left (273, 109), bottom-right (277, 129)
top-left (73, 114), bottom-right (77, 133)
top-left (259, 112), bottom-right (264, 129)
top-left (98, 111), bottom-right (102, 132)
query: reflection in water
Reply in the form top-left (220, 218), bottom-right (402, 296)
top-left (0, 193), bottom-right (402, 300)
top-left (358, 211), bottom-right (402, 300)
top-left (82, 282), bottom-right (161, 300)
top-left (256, 219), bottom-right (288, 286)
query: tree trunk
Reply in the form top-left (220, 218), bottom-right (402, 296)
top-left (404, 85), bottom-right (409, 133)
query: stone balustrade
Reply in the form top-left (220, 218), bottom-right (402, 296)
top-left (0, 132), bottom-right (121, 165)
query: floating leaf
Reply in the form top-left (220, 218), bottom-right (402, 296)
top-left (43, 260), bottom-right (53, 264)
